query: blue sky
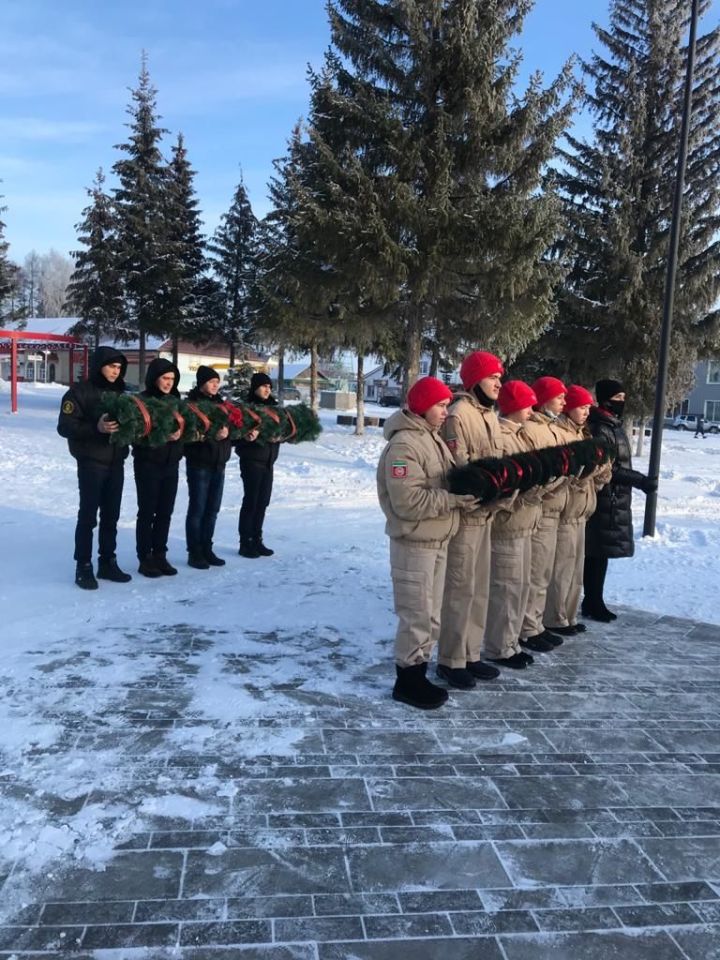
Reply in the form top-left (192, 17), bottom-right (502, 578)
top-left (1, 0), bottom-right (717, 262)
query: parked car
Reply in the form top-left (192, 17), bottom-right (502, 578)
top-left (378, 394), bottom-right (402, 407)
top-left (673, 414), bottom-right (720, 433)
top-left (279, 386), bottom-right (302, 402)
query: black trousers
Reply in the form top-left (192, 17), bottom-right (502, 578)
top-left (134, 460), bottom-right (179, 560)
top-left (583, 556), bottom-right (609, 609)
top-left (74, 460), bottom-right (125, 564)
top-left (239, 460), bottom-right (273, 541)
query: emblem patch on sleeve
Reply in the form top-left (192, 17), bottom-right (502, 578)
top-left (62, 400), bottom-right (75, 414)
top-left (391, 460), bottom-right (408, 479)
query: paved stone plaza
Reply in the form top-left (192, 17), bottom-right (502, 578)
top-left (3, 606), bottom-right (720, 957)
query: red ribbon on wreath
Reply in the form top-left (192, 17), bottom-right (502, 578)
top-left (185, 402), bottom-right (211, 434)
top-left (172, 409), bottom-right (185, 436)
top-left (279, 409), bottom-right (297, 442)
top-left (131, 395), bottom-right (153, 438)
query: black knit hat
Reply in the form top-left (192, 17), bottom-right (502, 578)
top-left (595, 378), bottom-right (624, 405)
top-left (250, 372), bottom-right (273, 391)
top-left (196, 365), bottom-right (221, 388)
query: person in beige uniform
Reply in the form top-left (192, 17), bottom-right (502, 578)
top-left (484, 380), bottom-right (542, 670)
top-left (377, 376), bottom-right (483, 710)
top-left (519, 376), bottom-right (570, 654)
top-left (437, 351), bottom-right (505, 689)
top-left (545, 384), bottom-right (611, 636)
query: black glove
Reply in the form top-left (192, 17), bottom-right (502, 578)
top-left (641, 476), bottom-right (658, 494)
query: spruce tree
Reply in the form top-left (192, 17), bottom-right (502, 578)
top-left (539, 0), bottom-right (720, 413)
top-left (112, 55), bottom-right (171, 380)
top-left (287, 0), bottom-right (576, 390)
top-left (0, 189), bottom-right (11, 310)
top-left (207, 177), bottom-right (258, 365)
top-left (164, 133), bottom-right (207, 357)
top-left (66, 169), bottom-right (125, 347)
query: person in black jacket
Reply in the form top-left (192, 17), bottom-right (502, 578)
top-left (184, 366), bottom-right (232, 569)
top-left (582, 379), bottom-right (656, 622)
top-left (133, 357), bottom-right (184, 578)
top-left (57, 346), bottom-right (132, 590)
top-left (236, 372), bottom-right (280, 558)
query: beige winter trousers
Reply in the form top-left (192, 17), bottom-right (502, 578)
top-left (521, 513), bottom-right (560, 639)
top-left (390, 538), bottom-right (449, 667)
top-left (545, 521), bottom-right (585, 629)
top-left (437, 520), bottom-right (492, 669)
top-left (484, 534), bottom-right (532, 660)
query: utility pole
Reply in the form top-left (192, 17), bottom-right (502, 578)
top-left (643, 0), bottom-right (700, 537)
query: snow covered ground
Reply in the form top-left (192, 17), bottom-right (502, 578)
top-left (0, 381), bottom-right (718, 912)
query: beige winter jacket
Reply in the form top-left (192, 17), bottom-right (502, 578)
top-left (554, 415), bottom-right (611, 523)
top-left (492, 419), bottom-right (543, 539)
top-left (523, 411), bottom-right (570, 519)
top-left (441, 392), bottom-right (503, 526)
top-left (377, 409), bottom-right (462, 546)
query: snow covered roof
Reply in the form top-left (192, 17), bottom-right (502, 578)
top-left (5, 317), bottom-right (78, 336)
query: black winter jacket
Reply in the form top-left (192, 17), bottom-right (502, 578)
top-left (235, 390), bottom-right (280, 467)
top-left (57, 346), bottom-right (129, 466)
top-left (585, 406), bottom-right (650, 559)
top-left (183, 386), bottom-right (233, 471)
top-left (132, 357), bottom-right (185, 468)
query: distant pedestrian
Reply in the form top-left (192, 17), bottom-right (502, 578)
top-left (377, 376), bottom-right (480, 710)
top-left (695, 414), bottom-right (706, 438)
top-left (583, 379), bottom-right (656, 622)
top-left (237, 372), bottom-right (281, 559)
top-left (184, 366), bottom-right (232, 569)
top-left (132, 358), bottom-right (184, 578)
top-left (57, 346), bottom-right (133, 590)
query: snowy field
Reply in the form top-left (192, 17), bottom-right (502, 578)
top-left (1, 381), bottom-right (719, 910)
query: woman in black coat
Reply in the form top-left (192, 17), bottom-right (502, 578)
top-left (583, 379), bottom-right (656, 622)
top-left (236, 372), bottom-right (280, 558)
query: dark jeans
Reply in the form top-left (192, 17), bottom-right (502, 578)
top-left (134, 460), bottom-right (179, 560)
top-left (583, 555), bottom-right (609, 609)
top-left (185, 465), bottom-right (225, 554)
top-left (239, 460), bottom-right (274, 540)
top-left (74, 460), bottom-right (125, 564)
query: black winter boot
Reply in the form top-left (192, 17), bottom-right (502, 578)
top-left (153, 554), bottom-right (178, 576)
top-left (255, 540), bottom-right (274, 557)
top-left (520, 634), bottom-right (554, 653)
top-left (239, 539), bottom-right (261, 559)
top-left (436, 663), bottom-right (477, 689)
top-left (488, 652), bottom-right (530, 670)
top-left (204, 549), bottom-right (226, 567)
top-left (545, 624), bottom-right (578, 636)
top-left (138, 556), bottom-right (163, 578)
top-left (97, 557), bottom-right (132, 583)
top-left (581, 601), bottom-right (614, 623)
top-left (466, 660), bottom-right (500, 681)
top-left (392, 663), bottom-right (448, 710)
top-left (188, 552), bottom-right (210, 570)
top-left (75, 562), bottom-right (98, 590)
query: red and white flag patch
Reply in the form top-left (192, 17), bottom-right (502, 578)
top-left (391, 460), bottom-right (408, 479)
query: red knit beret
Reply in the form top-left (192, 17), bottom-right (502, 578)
top-left (460, 351), bottom-right (504, 391)
top-left (564, 384), bottom-right (594, 412)
top-left (406, 376), bottom-right (454, 416)
top-left (532, 376), bottom-right (567, 406)
top-left (498, 380), bottom-right (538, 415)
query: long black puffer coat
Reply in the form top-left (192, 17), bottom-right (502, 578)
top-left (585, 406), bottom-right (650, 559)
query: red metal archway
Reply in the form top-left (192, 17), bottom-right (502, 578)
top-left (0, 330), bottom-right (88, 413)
